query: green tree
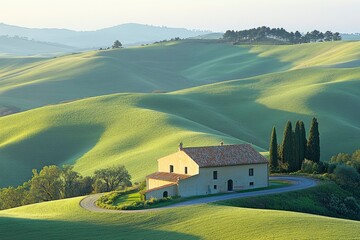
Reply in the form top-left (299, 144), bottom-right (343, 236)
top-left (333, 32), bottom-right (342, 41)
top-left (281, 121), bottom-right (293, 171)
top-left (112, 40), bottom-right (122, 49)
top-left (269, 127), bottom-right (278, 170)
top-left (299, 121), bottom-right (307, 165)
top-left (29, 165), bottom-right (63, 202)
top-left (307, 117), bottom-right (320, 162)
top-left (61, 165), bottom-right (82, 198)
top-left (324, 31), bottom-right (333, 41)
top-left (292, 121), bottom-right (301, 172)
top-left (0, 186), bottom-right (27, 210)
top-left (94, 165), bottom-right (131, 192)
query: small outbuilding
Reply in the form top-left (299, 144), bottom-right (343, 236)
top-left (145, 143), bottom-right (269, 200)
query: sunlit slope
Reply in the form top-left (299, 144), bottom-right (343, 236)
top-left (0, 197), bottom-right (359, 240)
top-left (249, 41), bottom-right (360, 69)
top-left (0, 63), bottom-right (359, 187)
top-left (2, 41), bottom-right (360, 112)
top-left (0, 40), bottom-right (290, 111)
top-left (0, 93), bottom-right (246, 187)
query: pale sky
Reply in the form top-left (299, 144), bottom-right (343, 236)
top-left (1, 0), bottom-right (359, 33)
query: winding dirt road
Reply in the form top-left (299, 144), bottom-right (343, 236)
top-left (80, 176), bottom-right (317, 213)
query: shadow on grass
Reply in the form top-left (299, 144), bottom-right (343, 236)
top-left (0, 216), bottom-right (200, 240)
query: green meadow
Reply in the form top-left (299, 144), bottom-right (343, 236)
top-left (0, 196), bottom-right (359, 240)
top-left (0, 38), bottom-right (360, 239)
top-left (0, 40), bottom-right (359, 187)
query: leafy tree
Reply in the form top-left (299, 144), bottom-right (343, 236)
top-left (333, 32), bottom-right (342, 41)
top-left (223, 27), bottom-right (339, 44)
top-left (112, 40), bottom-right (122, 49)
top-left (294, 31), bottom-right (302, 43)
top-left (29, 165), bottom-right (63, 202)
top-left (299, 121), bottom-right (307, 165)
top-left (292, 121), bottom-right (301, 171)
top-left (307, 117), bottom-right (320, 162)
top-left (330, 149), bottom-right (360, 173)
top-left (61, 165), bottom-right (86, 198)
top-left (269, 127), bottom-right (278, 170)
top-left (94, 165), bottom-right (131, 192)
top-left (333, 165), bottom-right (360, 191)
top-left (324, 31), bottom-right (333, 41)
top-left (281, 121), bottom-right (293, 170)
top-left (0, 186), bottom-right (26, 209)
top-left (79, 176), bottom-right (94, 195)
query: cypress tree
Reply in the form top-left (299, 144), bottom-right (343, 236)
top-left (269, 127), bottom-right (278, 170)
top-left (307, 117), bottom-right (320, 162)
top-left (292, 121), bottom-right (301, 171)
top-left (281, 121), bottom-right (293, 171)
top-left (299, 121), bottom-right (307, 166)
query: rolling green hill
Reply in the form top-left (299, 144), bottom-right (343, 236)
top-left (0, 35), bottom-right (77, 56)
top-left (0, 37), bottom-right (359, 240)
top-left (0, 61), bottom-right (359, 187)
top-left (2, 40), bottom-right (359, 113)
top-left (0, 197), bottom-right (359, 240)
top-left (0, 40), bottom-right (359, 187)
top-left (0, 40), bottom-right (292, 111)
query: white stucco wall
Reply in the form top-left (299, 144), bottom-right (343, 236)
top-left (178, 163), bottom-right (268, 197)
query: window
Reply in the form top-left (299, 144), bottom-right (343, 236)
top-left (249, 168), bottom-right (254, 176)
top-left (170, 165), bottom-right (174, 173)
top-left (214, 185), bottom-right (217, 190)
top-left (213, 171), bottom-right (218, 180)
top-left (249, 182), bottom-right (254, 186)
top-left (185, 167), bottom-right (188, 174)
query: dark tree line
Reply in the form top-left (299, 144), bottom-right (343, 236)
top-left (224, 26), bottom-right (341, 44)
top-left (0, 165), bottom-right (131, 210)
top-left (269, 117), bottom-right (320, 172)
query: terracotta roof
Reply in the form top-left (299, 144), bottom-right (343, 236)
top-left (145, 183), bottom-right (177, 193)
top-left (146, 172), bottom-right (191, 182)
top-left (182, 144), bottom-right (268, 167)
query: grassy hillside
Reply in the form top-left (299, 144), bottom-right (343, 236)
top-left (0, 40), bottom-right (359, 187)
top-left (2, 40), bottom-right (360, 112)
top-left (0, 62), bottom-right (359, 187)
top-left (0, 36), bottom-right (77, 56)
top-left (0, 197), bottom-right (359, 240)
top-left (0, 40), bottom-right (291, 111)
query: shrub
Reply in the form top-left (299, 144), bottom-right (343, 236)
top-left (301, 159), bottom-right (317, 173)
top-left (332, 165), bottom-right (360, 192)
top-left (301, 159), bottom-right (328, 174)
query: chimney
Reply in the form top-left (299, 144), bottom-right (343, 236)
top-left (220, 141), bottom-right (224, 146)
top-left (179, 142), bottom-right (183, 151)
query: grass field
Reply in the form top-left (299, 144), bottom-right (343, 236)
top-left (0, 40), bottom-right (359, 187)
top-left (216, 181), bottom-right (360, 221)
top-left (0, 40), bottom-right (360, 239)
top-left (1, 40), bottom-right (359, 111)
top-left (0, 196), bottom-right (359, 240)
top-left (0, 66), bottom-right (359, 186)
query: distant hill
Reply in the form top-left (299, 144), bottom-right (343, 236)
top-left (341, 33), bottom-right (360, 41)
top-left (190, 33), bottom-right (223, 40)
top-left (0, 35), bottom-right (77, 56)
top-left (0, 23), bottom-right (210, 48)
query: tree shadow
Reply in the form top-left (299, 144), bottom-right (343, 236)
top-left (0, 216), bottom-right (200, 240)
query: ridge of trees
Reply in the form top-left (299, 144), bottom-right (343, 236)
top-left (224, 26), bottom-right (341, 44)
top-left (269, 117), bottom-right (320, 172)
top-left (0, 165), bottom-right (131, 210)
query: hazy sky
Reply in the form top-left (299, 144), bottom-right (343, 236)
top-left (1, 0), bottom-right (359, 32)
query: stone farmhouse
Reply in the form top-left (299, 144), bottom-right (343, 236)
top-left (145, 143), bottom-right (269, 200)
